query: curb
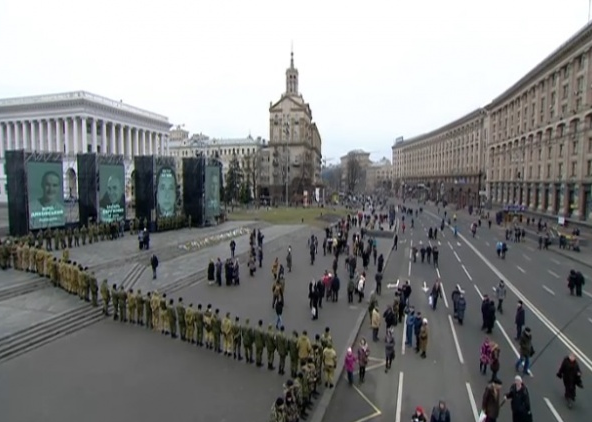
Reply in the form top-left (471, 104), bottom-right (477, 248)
top-left (309, 229), bottom-right (396, 422)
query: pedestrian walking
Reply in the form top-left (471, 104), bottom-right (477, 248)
top-left (515, 327), bottom-right (534, 376)
top-left (274, 298), bottom-right (284, 329)
top-left (384, 327), bottom-right (395, 373)
top-left (357, 338), bottom-right (370, 383)
top-left (556, 353), bottom-right (583, 408)
top-left (480, 379), bottom-right (502, 422)
top-left (344, 347), bottom-right (356, 385)
top-left (480, 337), bottom-right (492, 375)
top-left (502, 376), bottom-right (533, 422)
top-left (515, 301), bottom-right (525, 340)
top-left (150, 253), bottom-right (159, 279)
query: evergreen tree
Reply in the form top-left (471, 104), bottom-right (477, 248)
top-left (225, 153), bottom-right (243, 204)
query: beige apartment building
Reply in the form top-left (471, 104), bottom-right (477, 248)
top-left (393, 21), bottom-right (592, 222)
top-left (392, 109), bottom-right (487, 208)
top-left (366, 157), bottom-right (393, 191)
top-left (266, 50), bottom-right (323, 204)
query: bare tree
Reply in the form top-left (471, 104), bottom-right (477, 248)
top-left (345, 152), bottom-right (363, 194)
top-left (323, 166), bottom-right (342, 193)
top-left (242, 152), bottom-right (261, 204)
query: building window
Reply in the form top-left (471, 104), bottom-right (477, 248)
top-left (558, 162), bottom-right (564, 179)
top-left (559, 144), bottom-right (564, 157)
top-left (547, 164), bottom-right (551, 178)
top-left (588, 160), bottom-right (592, 176)
top-left (563, 65), bottom-right (570, 80)
top-left (571, 161), bottom-right (577, 177)
top-left (562, 85), bottom-right (569, 99)
top-left (548, 146), bottom-right (553, 157)
top-left (561, 104), bottom-right (567, 116)
top-left (573, 140), bottom-right (579, 154)
top-left (537, 165), bottom-right (541, 178)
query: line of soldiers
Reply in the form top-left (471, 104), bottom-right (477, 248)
top-left (97, 287), bottom-right (337, 422)
top-left (0, 239), bottom-right (100, 305)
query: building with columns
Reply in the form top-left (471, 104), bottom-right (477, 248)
top-left (0, 91), bottom-right (171, 203)
top-left (392, 22), bottom-right (592, 223)
top-left (392, 109), bottom-right (487, 207)
top-left (266, 50), bottom-right (323, 203)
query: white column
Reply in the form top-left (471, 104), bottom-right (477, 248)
top-left (118, 125), bottom-right (124, 156)
top-left (15, 121), bottom-right (21, 149)
top-left (165, 134), bottom-right (169, 155)
top-left (55, 119), bottom-right (61, 153)
top-left (141, 130), bottom-right (146, 155)
top-left (126, 126), bottom-right (132, 158)
top-left (22, 121), bottom-right (29, 150)
top-left (39, 120), bottom-right (45, 151)
top-left (101, 120), bottom-right (107, 154)
top-left (91, 118), bottom-right (98, 153)
top-left (7, 122), bottom-right (13, 150)
top-left (0, 123), bottom-right (5, 158)
top-left (64, 118), bottom-right (70, 154)
top-left (30, 120), bottom-right (38, 151)
top-left (73, 117), bottom-right (79, 154)
top-left (133, 128), bottom-right (139, 156)
top-left (148, 131), bottom-right (154, 155)
top-left (158, 133), bottom-right (164, 155)
top-left (81, 116), bottom-right (88, 153)
top-left (46, 120), bottom-right (53, 152)
top-left (110, 122), bottom-right (116, 154)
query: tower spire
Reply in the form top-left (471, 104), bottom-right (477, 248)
top-left (285, 43), bottom-right (299, 95)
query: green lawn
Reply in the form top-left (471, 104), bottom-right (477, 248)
top-left (227, 206), bottom-right (349, 227)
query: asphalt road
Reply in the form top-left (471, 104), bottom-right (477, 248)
top-left (0, 224), bottom-right (393, 422)
top-left (324, 204), bottom-right (592, 422)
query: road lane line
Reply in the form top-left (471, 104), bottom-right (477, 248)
top-left (543, 398), bottom-right (565, 422)
top-left (543, 285), bottom-right (556, 296)
top-left (485, 241), bottom-right (490, 246)
top-left (585, 291), bottom-right (592, 299)
top-left (588, 318), bottom-right (592, 324)
top-left (394, 372), bottom-right (404, 422)
top-left (465, 383), bottom-right (479, 422)
top-left (522, 254), bottom-right (531, 261)
top-left (551, 258), bottom-right (561, 265)
top-left (453, 251), bottom-right (461, 262)
top-left (447, 241), bottom-right (453, 250)
top-left (448, 315), bottom-right (464, 364)
top-left (547, 270), bottom-right (560, 279)
top-left (436, 267), bottom-right (441, 278)
top-left (438, 241), bottom-right (441, 245)
top-left (440, 282), bottom-right (449, 308)
top-left (473, 284), bottom-right (524, 363)
top-left (461, 264), bottom-right (473, 281)
top-left (352, 386), bottom-right (382, 421)
top-left (401, 316), bottom-right (407, 355)
top-left (527, 246), bottom-right (535, 252)
top-left (456, 242), bottom-right (461, 247)
top-left (408, 261), bottom-right (411, 277)
top-left (459, 231), bottom-right (592, 372)
top-left (516, 265), bottom-right (526, 273)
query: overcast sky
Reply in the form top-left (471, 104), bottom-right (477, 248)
top-left (0, 0), bottom-right (590, 163)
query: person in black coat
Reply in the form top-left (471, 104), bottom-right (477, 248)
top-left (316, 279), bottom-right (325, 308)
top-left (377, 254), bottom-right (384, 273)
top-left (481, 296), bottom-right (491, 330)
top-left (485, 300), bottom-right (496, 334)
top-left (503, 376), bottom-right (532, 422)
top-left (207, 260), bottom-right (215, 283)
top-left (215, 259), bottom-right (223, 286)
top-left (331, 274), bottom-right (340, 302)
top-left (557, 353), bottom-right (583, 407)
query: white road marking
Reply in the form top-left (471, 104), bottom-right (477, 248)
top-left (551, 258), bottom-right (561, 265)
top-left (436, 267), bottom-right (441, 278)
top-left (516, 265), bottom-right (526, 273)
top-left (401, 316), bottom-right (407, 355)
top-left (544, 398), bottom-right (565, 422)
top-left (473, 284), bottom-right (524, 364)
top-left (547, 270), bottom-right (560, 278)
top-left (465, 383), bottom-right (479, 422)
top-left (448, 315), bottom-right (464, 364)
top-left (438, 241), bottom-right (441, 245)
top-left (527, 246), bottom-right (535, 252)
top-left (453, 251), bottom-right (461, 263)
top-left (522, 254), bottom-right (531, 261)
top-left (543, 285), bottom-right (556, 296)
top-left (408, 261), bottom-right (411, 277)
top-left (447, 241), bottom-right (453, 250)
top-left (456, 242), bottom-right (461, 247)
top-left (585, 291), bottom-right (592, 299)
top-left (394, 372), bottom-right (404, 422)
top-left (459, 231), bottom-right (592, 372)
top-left (440, 282), bottom-right (449, 308)
top-left (461, 264), bottom-right (472, 281)
top-left (485, 241), bottom-right (490, 246)
top-left (588, 318), bottom-right (592, 325)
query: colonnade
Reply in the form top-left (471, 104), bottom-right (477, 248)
top-left (0, 116), bottom-right (169, 159)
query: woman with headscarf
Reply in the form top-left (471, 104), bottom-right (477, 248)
top-left (344, 347), bottom-right (356, 385)
top-left (357, 338), bottom-right (370, 383)
top-left (384, 327), bottom-right (395, 373)
top-left (411, 406), bottom-right (427, 422)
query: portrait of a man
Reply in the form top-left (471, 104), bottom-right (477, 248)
top-left (28, 168), bottom-right (65, 229)
top-left (206, 166), bottom-right (220, 216)
top-left (156, 166), bottom-right (177, 218)
top-left (99, 166), bottom-right (126, 223)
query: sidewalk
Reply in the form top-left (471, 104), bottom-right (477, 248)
top-left (415, 200), bottom-right (592, 270)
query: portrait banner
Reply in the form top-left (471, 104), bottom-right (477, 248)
top-left (155, 161), bottom-right (177, 218)
top-left (205, 165), bottom-right (221, 217)
top-left (98, 163), bottom-right (126, 222)
top-left (27, 161), bottom-right (65, 229)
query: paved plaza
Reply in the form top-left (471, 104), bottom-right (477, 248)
top-left (0, 218), bottom-right (395, 422)
top-left (325, 202), bottom-right (592, 422)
